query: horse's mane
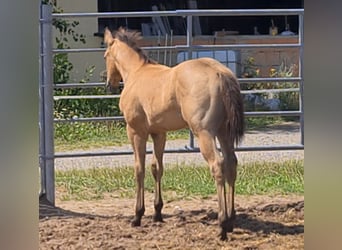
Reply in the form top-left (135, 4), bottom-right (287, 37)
top-left (114, 27), bottom-right (156, 64)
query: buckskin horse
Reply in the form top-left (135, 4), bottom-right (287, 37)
top-left (104, 27), bottom-right (244, 240)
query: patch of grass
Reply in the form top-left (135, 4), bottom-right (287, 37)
top-left (246, 117), bottom-right (284, 130)
top-left (55, 122), bottom-right (129, 151)
top-left (56, 167), bottom-right (135, 200)
top-left (238, 160), bottom-right (304, 195)
top-left (166, 129), bottom-right (191, 140)
top-left (55, 118), bottom-right (293, 151)
top-left (56, 160), bottom-right (303, 201)
top-left (55, 126), bottom-right (191, 151)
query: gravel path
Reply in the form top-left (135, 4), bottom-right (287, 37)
top-left (55, 122), bottom-right (303, 171)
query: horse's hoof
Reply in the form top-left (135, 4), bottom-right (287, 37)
top-left (219, 230), bottom-right (228, 241)
top-left (131, 218), bottom-right (141, 227)
top-left (226, 217), bottom-right (235, 232)
top-left (226, 223), bottom-right (234, 233)
top-left (219, 220), bottom-right (234, 240)
top-left (153, 214), bottom-right (164, 223)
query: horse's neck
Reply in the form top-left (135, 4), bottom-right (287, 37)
top-left (116, 43), bottom-right (144, 83)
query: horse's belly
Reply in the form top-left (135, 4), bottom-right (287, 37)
top-left (148, 111), bottom-right (187, 132)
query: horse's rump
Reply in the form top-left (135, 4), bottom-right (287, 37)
top-left (172, 57), bottom-right (245, 144)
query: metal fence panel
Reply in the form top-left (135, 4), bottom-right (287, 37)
top-left (39, 7), bottom-right (304, 204)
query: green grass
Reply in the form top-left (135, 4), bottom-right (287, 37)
top-left (56, 160), bottom-right (303, 201)
top-left (55, 123), bottom-right (190, 151)
top-left (245, 117), bottom-right (284, 130)
top-left (55, 122), bottom-right (129, 151)
top-left (55, 117), bottom-right (289, 151)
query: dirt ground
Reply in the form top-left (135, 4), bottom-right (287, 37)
top-left (39, 193), bottom-right (304, 249)
top-left (42, 122), bottom-right (304, 249)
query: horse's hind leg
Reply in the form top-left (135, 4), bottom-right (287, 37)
top-left (197, 130), bottom-right (230, 240)
top-left (150, 133), bottom-right (166, 222)
top-left (127, 125), bottom-right (148, 227)
top-left (217, 130), bottom-right (237, 233)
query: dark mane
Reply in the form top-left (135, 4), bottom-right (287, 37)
top-left (115, 27), bottom-right (156, 64)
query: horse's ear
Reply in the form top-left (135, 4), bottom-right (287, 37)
top-left (104, 27), bottom-right (114, 46)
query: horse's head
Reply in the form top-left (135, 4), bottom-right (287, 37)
top-left (104, 28), bottom-right (122, 93)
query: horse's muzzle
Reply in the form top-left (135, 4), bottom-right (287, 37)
top-left (105, 81), bottom-right (111, 93)
top-left (105, 81), bottom-right (120, 94)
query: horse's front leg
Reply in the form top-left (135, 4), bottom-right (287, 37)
top-left (150, 133), bottom-right (166, 222)
top-left (127, 125), bottom-right (148, 227)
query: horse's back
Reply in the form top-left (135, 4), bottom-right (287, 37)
top-left (176, 57), bottom-right (235, 76)
top-left (120, 57), bottom-right (240, 135)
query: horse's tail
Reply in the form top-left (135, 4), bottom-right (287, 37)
top-left (221, 73), bottom-right (245, 146)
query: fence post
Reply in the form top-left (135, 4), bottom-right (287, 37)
top-left (39, 4), bottom-right (46, 197)
top-left (298, 13), bottom-right (304, 146)
top-left (186, 15), bottom-right (196, 149)
top-left (40, 4), bottom-right (55, 205)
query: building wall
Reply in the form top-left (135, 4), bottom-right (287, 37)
top-left (54, 0), bottom-right (105, 83)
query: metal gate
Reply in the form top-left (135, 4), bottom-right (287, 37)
top-left (39, 5), bottom-right (304, 204)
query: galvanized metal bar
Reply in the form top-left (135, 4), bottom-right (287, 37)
top-left (184, 44), bottom-right (301, 50)
top-left (186, 16), bottom-right (193, 46)
top-left (53, 48), bottom-right (105, 54)
top-left (53, 110), bottom-right (301, 125)
top-left (54, 82), bottom-right (105, 88)
top-left (53, 43), bottom-right (300, 54)
top-left (245, 111), bottom-right (301, 117)
top-left (52, 10), bottom-right (178, 18)
top-left (238, 77), bottom-right (301, 83)
top-left (178, 9), bottom-right (304, 17)
top-left (52, 9), bottom-right (304, 19)
top-left (236, 144), bottom-right (304, 151)
top-left (241, 88), bottom-right (300, 94)
top-left (39, 5), bottom-right (46, 196)
top-left (186, 15), bottom-right (195, 149)
top-left (41, 4), bottom-right (55, 205)
top-left (54, 116), bottom-right (124, 123)
top-left (53, 78), bottom-right (300, 89)
top-left (54, 94), bottom-right (120, 100)
top-left (54, 88), bottom-right (300, 101)
top-left (298, 13), bottom-right (304, 145)
top-left (54, 144), bottom-right (304, 159)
